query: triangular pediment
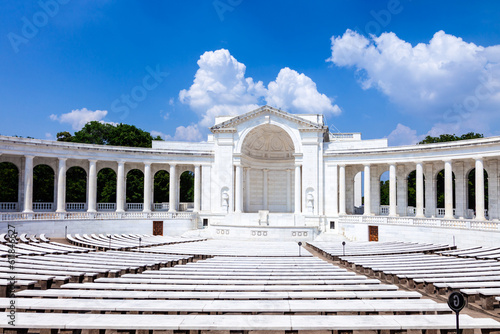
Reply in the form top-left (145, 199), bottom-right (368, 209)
top-left (210, 105), bottom-right (327, 133)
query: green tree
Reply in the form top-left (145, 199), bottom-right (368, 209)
top-left (418, 132), bottom-right (483, 144)
top-left (126, 169), bottom-right (144, 203)
top-left (97, 168), bottom-right (117, 203)
top-left (0, 162), bottom-right (19, 202)
top-left (379, 180), bottom-right (389, 206)
top-left (66, 167), bottom-right (87, 203)
top-left (180, 171), bottom-right (194, 202)
top-left (33, 165), bottom-right (54, 202)
top-left (57, 121), bottom-right (162, 148)
top-left (154, 170), bottom-right (170, 203)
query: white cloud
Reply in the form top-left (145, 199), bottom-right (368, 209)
top-left (151, 124), bottom-right (203, 142)
top-left (267, 68), bottom-right (341, 115)
top-left (179, 49), bottom-right (340, 129)
top-left (179, 49), bottom-right (266, 127)
top-left (329, 30), bottom-right (500, 134)
top-left (44, 132), bottom-right (54, 140)
top-left (50, 108), bottom-right (108, 130)
top-left (387, 123), bottom-right (421, 146)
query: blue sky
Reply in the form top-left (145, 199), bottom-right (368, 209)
top-left (2, 1), bottom-right (500, 145)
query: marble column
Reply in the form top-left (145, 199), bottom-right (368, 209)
top-left (23, 155), bottom-right (34, 213)
top-left (331, 164), bottom-right (339, 216)
top-left (87, 160), bottom-right (97, 213)
top-left (339, 165), bottom-right (346, 215)
top-left (245, 168), bottom-right (251, 212)
top-left (424, 164), bottom-right (436, 217)
top-left (389, 163), bottom-right (397, 216)
top-left (116, 161), bottom-right (125, 212)
top-left (487, 160), bottom-right (498, 220)
top-left (294, 165), bottom-right (301, 214)
top-left (263, 169), bottom-right (268, 210)
top-left (475, 157), bottom-right (485, 220)
top-left (55, 158), bottom-right (66, 213)
top-left (444, 160), bottom-right (454, 219)
top-left (235, 164), bottom-right (243, 213)
top-left (396, 165), bottom-right (407, 216)
top-left (286, 169), bottom-right (292, 212)
top-left (168, 164), bottom-right (177, 212)
top-left (194, 165), bottom-right (201, 212)
top-left (416, 162), bottom-right (425, 218)
top-left (363, 164), bottom-right (371, 215)
top-left (143, 162), bottom-right (152, 213)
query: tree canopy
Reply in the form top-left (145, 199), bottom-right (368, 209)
top-left (57, 121), bottom-right (162, 147)
top-left (418, 132), bottom-right (483, 144)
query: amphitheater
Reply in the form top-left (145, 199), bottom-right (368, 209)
top-left (1, 106), bottom-right (500, 333)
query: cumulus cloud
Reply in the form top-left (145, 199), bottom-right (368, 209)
top-left (179, 49), bottom-right (340, 129)
top-left (387, 124), bottom-right (421, 146)
top-left (50, 108), bottom-right (108, 130)
top-left (267, 68), bottom-right (341, 115)
top-left (179, 49), bottom-right (266, 127)
top-left (329, 30), bottom-right (500, 134)
top-left (152, 124), bottom-right (203, 142)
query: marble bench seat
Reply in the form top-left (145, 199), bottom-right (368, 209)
top-left (461, 288), bottom-right (500, 310)
top-left (60, 282), bottom-right (397, 292)
top-left (0, 272), bottom-right (68, 290)
top-left (162, 268), bottom-right (347, 274)
top-left (0, 266), bottom-right (91, 283)
top-left (363, 259), bottom-right (497, 269)
top-left (2, 312), bottom-right (499, 332)
top-left (17, 255), bottom-right (139, 273)
top-left (94, 277), bottom-right (373, 286)
top-left (0, 279), bottom-right (36, 297)
top-left (16, 289), bottom-right (422, 300)
top-left (133, 273), bottom-right (357, 280)
top-left (0, 260), bottom-right (113, 279)
top-left (0, 297), bottom-right (451, 315)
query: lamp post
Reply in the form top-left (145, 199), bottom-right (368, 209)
top-left (342, 241), bottom-right (346, 256)
top-left (298, 241), bottom-right (302, 257)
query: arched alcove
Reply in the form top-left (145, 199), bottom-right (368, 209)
top-left (241, 124), bottom-right (295, 213)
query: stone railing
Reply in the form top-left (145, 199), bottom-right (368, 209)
top-left (154, 203), bottom-right (170, 211)
top-left (340, 214), bottom-right (500, 232)
top-left (97, 203), bottom-right (116, 211)
top-left (379, 205), bottom-right (389, 215)
top-left (126, 203), bottom-right (143, 211)
top-left (0, 203), bottom-right (18, 211)
top-left (0, 211), bottom-right (197, 222)
top-left (66, 202), bottom-right (86, 211)
top-left (179, 202), bottom-right (194, 211)
top-left (33, 202), bottom-right (54, 211)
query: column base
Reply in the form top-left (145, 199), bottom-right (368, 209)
top-left (415, 214), bottom-right (426, 218)
top-left (444, 215), bottom-right (454, 220)
top-left (55, 210), bottom-right (66, 213)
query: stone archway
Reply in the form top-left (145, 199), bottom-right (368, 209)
top-left (241, 124), bottom-right (295, 213)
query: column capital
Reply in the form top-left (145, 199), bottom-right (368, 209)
top-left (88, 159), bottom-right (97, 163)
top-left (442, 158), bottom-right (453, 163)
top-left (144, 161), bottom-right (152, 167)
top-left (169, 163), bottom-right (177, 167)
top-left (117, 160), bottom-right (125, 166)
top-left (415, 160), bottom-right (423, 165)
top-left (234, 162), bottom-right (242, 167)
top-left (59, 157), bottom-right (68, 162)
top-left (24, 154), bottom-right (35, 159)
top-left (193, 163), bottom-right (201, 168)
top-left (363, 163), bottom-right (371, 167)
top-left (473, 155), bottom-right (484, 161)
